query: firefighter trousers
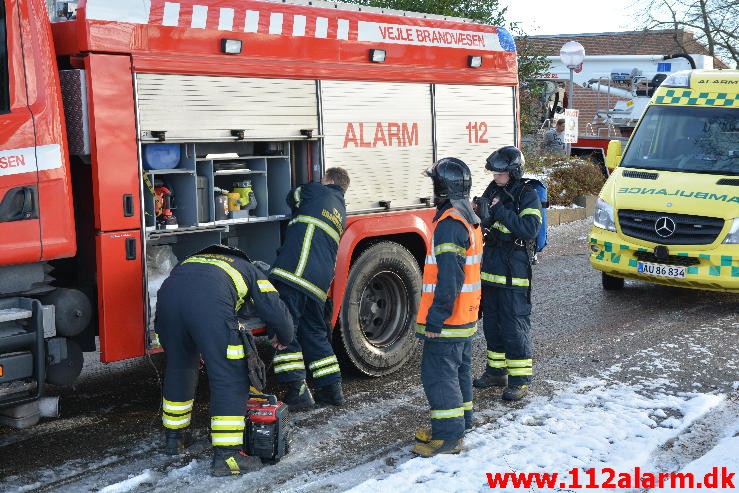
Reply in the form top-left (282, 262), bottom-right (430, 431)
top-left (481, 284), bottom-right (533, 386)
top-left (421, 339), bottom-right (472, 441)
top-left (156, 272), bottom-right (250, 449)
top-left (271, 280), bottom-right (341, 387)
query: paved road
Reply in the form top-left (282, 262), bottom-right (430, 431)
top-left (1, 218), bottom-right (737, 492)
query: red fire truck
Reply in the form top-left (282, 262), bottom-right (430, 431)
top-left (0, 0), bottom-right (518, 426)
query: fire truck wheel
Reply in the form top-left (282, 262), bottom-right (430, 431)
top-left (39, 288), bottom-right (93, 337)
top-left (339, 241), bottom-right (422, 376)
top-left (602, 272), bottom-right (625, 290)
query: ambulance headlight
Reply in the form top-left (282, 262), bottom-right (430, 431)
top-left (593, 198), bottom-right (616, 232)
top-left (723, 218), bottom-right (739, 244)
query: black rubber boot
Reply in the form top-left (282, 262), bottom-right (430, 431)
top-left (163, 428), bottom-right (194, 455)
top-left (283, 380), bottom-right (315, 411)
top-left (502, 385), bottom-right (529, 401)
top-left (314, 381), bottom-right (345, 407)
top-left (473, 372), bottom-right (508, 389)
top-left (211, 447), bottom-right (263, 477)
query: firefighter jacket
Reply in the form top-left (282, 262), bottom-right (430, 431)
top-left (177, 251), bottom-right (294, 346)
top-left (270, 182), bottom-right (346, 303)
top-left (416, 202), bottom-right (483, 342)
top-left (479, 179), bottom-right (542, 289)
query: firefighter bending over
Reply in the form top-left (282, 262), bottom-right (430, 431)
top-left (155, 244), bottom-right (293, 477)
top-left (269, 167), bottom-right (350, 410)
top-left (473, 146), bottom-right (542, 401)
top-left (413, 158), bottom-right (482, 457)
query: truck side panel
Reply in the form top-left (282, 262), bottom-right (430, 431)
top-left (96, 230), bottom-right (144, 362)
top-left (19, 0), bottom-right (76, 261)
top-left (84, 54), bottom-right (141, 233)
top-left (0, 0), bottom-right (40, 265)
top-left (321, 80), bottom-right (434, 212)
top-left (435, 84), bottom-right (516, 198)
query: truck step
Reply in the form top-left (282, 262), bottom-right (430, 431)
top-left (0, 308), bottom-right (33, 323)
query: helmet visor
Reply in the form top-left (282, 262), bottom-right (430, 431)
top-left (489, 159), bottom-right (510, 174)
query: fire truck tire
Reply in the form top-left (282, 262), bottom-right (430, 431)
top-left (40, 288), bottom-right (93, 337)
top-left (45, 338), bottom-right (84, 386)
top-left (602, 272), bottom-right (625, 290)
top-left (339, 241), bottom-right (422, 376)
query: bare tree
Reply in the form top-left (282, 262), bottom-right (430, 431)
top-left (634, 0), bottom-right (738, 67)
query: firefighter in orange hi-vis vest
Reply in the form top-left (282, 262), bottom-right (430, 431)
top-left (412, 158), bottom-right (483, 458)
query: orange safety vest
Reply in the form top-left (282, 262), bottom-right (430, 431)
top-left (416, 207), bottom-right (483, 337)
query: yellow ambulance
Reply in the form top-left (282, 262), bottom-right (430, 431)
top-left (589, 69), bottom-right (738, 292)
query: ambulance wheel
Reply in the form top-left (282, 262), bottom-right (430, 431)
top-left (339, 242), bottom-right (422, 376)
top-left (602, 272), bottom-right (625, 290)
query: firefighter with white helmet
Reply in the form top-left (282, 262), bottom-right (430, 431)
top-left (413, 157), bottom-right (483, 457)
top-left (473, 146), bottom-right (542, 401)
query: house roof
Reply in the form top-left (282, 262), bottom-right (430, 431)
top-left (518, 30), bottom-right (729, 69)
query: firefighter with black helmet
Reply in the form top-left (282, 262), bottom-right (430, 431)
top-left (155, 244), bottom-right (294, 477)
top-left (412, 157), bottom-right (483, 457)
top-left (269, 167), bottom-right (350, 411)
top-left (472, 146), bottom-right (542, 401)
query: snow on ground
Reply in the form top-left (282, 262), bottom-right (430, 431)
top-left (346, 382), bottom-right (728, 493)
top-left (298, 320), bottom-right (739, 493)
top-left (85, 318), bottom-right (738, 493)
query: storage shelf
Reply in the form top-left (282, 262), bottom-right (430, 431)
top-left (146, 169), bottom-right (194, 175)
top-left (214, 214), bottom-right (287, 226)
top-left (197, 155), bottom-right (287, 161)
top-left (214, 169), bottom-right (267, 176)
top-left (146, 224), bottom-right (226, 238)
top-left (142, 141), bottom-right (296, 267)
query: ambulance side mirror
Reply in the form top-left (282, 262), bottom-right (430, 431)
top-left (606, 140), bottom-right (622, 172)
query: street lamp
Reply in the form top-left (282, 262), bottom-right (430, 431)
top-left (560, 41), bottom-right (585, 109)
top-left (559, 41), bottom-right (585, 155)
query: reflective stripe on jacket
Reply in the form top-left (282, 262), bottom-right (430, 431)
top-left (270, 182), bottom-right (346, 302)
top-left (480, 180), bottom-right (542, 288)
top-left (183, 255), bottom-right (249, 311)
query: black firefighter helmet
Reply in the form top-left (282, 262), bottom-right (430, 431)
top-left (193, 243), bottom-right (251, 262)
top-left (485, 146), bottom-right (525, 181)
top-left (425, 157), bottom-right (472, 203)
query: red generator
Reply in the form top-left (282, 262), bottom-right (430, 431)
top-left (245, 393), bottom-right (289, 463)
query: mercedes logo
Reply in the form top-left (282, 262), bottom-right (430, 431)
top-left (655, 216), bottom-right (676, 238)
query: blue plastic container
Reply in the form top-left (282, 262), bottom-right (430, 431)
top-left (142, 144), bottom-right (181, 170)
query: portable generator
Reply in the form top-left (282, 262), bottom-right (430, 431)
top-left (244, 393), bottom-right (290, 463)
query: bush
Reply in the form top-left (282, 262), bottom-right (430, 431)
top-left (524, 153), bottom-right (606, 206)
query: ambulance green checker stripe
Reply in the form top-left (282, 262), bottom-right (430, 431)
top-left (590, 238), bottom-right (739, 277)
top-left (654, 89), bottom-right (738, 107)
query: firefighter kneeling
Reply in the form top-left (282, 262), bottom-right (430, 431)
top-left (413, 158), bottom-right (482, 457)
top-left (155, 244), bottom-right (294, 476)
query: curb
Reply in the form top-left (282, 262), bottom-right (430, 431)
top-left (548, 195), bottom-right (596, 226)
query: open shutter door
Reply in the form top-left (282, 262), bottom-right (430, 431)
top-left (435, 85), bottom-right (516, 198)
top-left (322, 81), bottom-right (434, 212)
top-left (136, 74), bottom-right (318, 141)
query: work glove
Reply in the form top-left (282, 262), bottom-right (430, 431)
top-left (475, 196), bottom-right (494, 228)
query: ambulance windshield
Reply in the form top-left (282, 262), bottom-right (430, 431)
top-left (621, 105), bottom-right (738, 175)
